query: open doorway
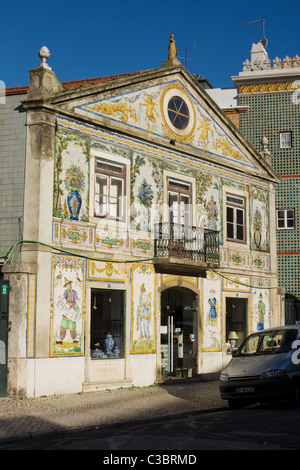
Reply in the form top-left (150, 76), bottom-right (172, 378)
top-left (161, 287), bottom-right (197, 379)
top-left (226, 297), bottom-right (248, 350)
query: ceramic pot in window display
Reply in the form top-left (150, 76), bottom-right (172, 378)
top-left (105, 333), bottom-right (114, 354)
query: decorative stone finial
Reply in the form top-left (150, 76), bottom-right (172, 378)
top-left (162, 34), bottom-right (181, 68)
top-left (261, 136), bottom-right (269, 151)
top-left (27, 46), bottom-right (62, 100)
top-left (38, 46), bottom-right (51, 70)
top-left (283, 56), bottom-right (292, 68)
top-left (273, 57), bottom-right (281, 69)
top-left (243, 59), bottom-right (251, 71)
top-left (168, 34), bottom-right (177, 59)
top-left (260, 136), bottom-right (272, 165)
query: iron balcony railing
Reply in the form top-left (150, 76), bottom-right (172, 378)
top-left (154, 222), bottom-right (219, 264)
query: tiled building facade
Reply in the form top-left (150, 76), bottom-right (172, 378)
top-left (0, 41), bottom-right (281, 397)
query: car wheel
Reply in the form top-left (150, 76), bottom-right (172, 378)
top-left (288, 380), bottom-right (300, 408)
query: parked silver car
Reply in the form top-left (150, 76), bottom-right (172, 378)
top-left (219, 326), bottom-right (300, 409)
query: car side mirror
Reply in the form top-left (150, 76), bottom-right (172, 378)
top-left (232, 350), bottom-right (237, 357)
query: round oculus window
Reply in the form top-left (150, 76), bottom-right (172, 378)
top-left (167, 96), bottom-right (190, 130)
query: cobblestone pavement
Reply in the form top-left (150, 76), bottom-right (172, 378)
top-left (0, 380), bottom-right (224, 442)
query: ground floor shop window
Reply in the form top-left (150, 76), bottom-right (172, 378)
top-left (226, 297), bottom-right (248, 350)
top-left (90, 289), bottom-right (124, 358)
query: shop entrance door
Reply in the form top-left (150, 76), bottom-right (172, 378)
top-left (161, 287), bottom-right (197, 379)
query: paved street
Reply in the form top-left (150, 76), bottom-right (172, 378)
top-left (1, 379), bottom-right (300, 452)
top-left (0, 379), bottom-right (223, 442)
top-left (1, 405), bottom-right (300, 452)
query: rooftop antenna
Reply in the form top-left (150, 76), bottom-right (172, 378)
top-left (243, 19), bottom-right (268, 48)
top-left (178, 44), bottom-right (197, 68)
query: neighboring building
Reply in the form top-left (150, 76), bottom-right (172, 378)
top-left (0, 39), bottom-right (281, 397)
top-left (0, 86), bottom-right (27, 258)
top-left (209, 40), bottom-right (300, 324)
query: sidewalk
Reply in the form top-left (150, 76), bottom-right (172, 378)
top-left (0, 379), bottom-right (223, 443)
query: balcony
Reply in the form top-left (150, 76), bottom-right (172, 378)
top-left (154, 222), bottom-right (220, 276)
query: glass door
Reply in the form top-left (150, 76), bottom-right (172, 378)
top-left (161, 287), bottom-right (197, 379)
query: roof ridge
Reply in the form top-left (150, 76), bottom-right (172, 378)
top-left (4, 70), bottom-right (143, 95)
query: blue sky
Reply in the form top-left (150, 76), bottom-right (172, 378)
top-left (1, 0), bottom-right (300, 89)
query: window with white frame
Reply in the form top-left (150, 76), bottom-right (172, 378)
top-left (276, 208), bottom-right (295, 230)
top-left (226, 194), bottom-right (246, 243)
top-left (279, 131), bottom-right (292, 149)
top-left (94, 158), bottom-right (126, 220)
top-left (168, 178), bottom-right (192, 226)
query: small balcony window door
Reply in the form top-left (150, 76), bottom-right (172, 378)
top-left (95, 158), bottom-right (125, 220)
top-left (168, 179), bottom-right (192, 227)
top-left (226, 194), bottom-right (246, 243)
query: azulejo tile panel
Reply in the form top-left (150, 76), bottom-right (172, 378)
top-left (52, 218), bottom-right (156, 257)
top-left (130, 263), bottom-right (156, 354)
top-left (223, 275), bottom-right (251, 293)
top-left (250, 277), bottom-right (271, 332)
top-left (220, 247), bottom-right (270, 273)
top-left (160, 274), bottom-right (198, 287)
top-left (202, 271), bottom-right (222, 351)
top-left (50, 254), bottom-right (86, 357)
top-left (87, 260), bottom-right (125, 283)
top-left (53, 131), bottom-right (89, 223)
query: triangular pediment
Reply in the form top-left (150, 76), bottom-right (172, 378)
top-left (49, 66), bottom-right (277, 180)
top-left (73, 77), bottom-right (259, 170)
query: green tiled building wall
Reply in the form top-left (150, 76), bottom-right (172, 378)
top-left (239, 90), bottom-right (300, 298)
top-left (0, 95), bottom-right (27, 257)
top-left (239, 92), bottom-right (300, 174)
top-left (277, 254), bottom-right (300, 298)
